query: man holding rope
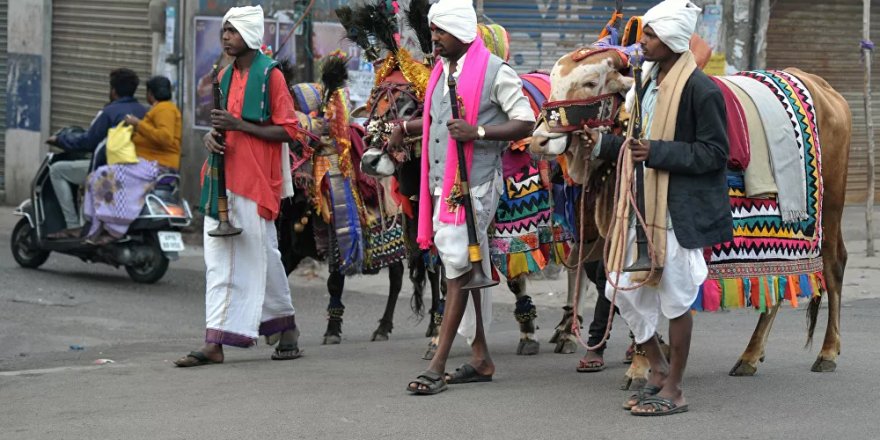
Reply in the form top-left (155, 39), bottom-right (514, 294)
top-left (583, 0), bottom-right (731, 415)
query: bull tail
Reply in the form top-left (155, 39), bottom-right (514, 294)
top-left (805, 294), bottom-right (822, 349)
top-left (408, 254), bottom-right (427, 318)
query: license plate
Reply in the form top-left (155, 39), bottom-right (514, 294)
top-left (158, 231), bottom-right (185, 252)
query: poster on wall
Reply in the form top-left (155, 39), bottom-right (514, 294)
top-left (311, 21), bottom-right (373, 108)
top-left (697, 4), bottom-right (726, 76)
top-left (192, 16), bottom-right (278, 129)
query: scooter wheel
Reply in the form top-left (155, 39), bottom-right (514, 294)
top-left (124, 235), bottom-right (169, 283)
top-left (11, 218), bottom-right (50, 269)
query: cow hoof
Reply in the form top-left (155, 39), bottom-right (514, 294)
top-left (549, 329), bottom-right (561, 344)
top-left (322, 335), bottom-right (341, 345)
top-left (729, 359), bottom-right (758, 376)
top-left (371, 320), bottom-right (392, 342)
top-left (619, 376), bottom-right (646, 391)
top-left (554, 338), bottom-right (577, 354)
top-left (811, 358), bottom-right (837, 372)
top-left (517, 339), bottom-right (540, 356)
top-left (423, 341), bottom-right (438, 360)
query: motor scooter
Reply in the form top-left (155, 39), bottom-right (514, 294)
top-left (9, 133), bottom-right (192, 283)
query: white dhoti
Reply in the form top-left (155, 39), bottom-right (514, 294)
top-left (204, 192), bottom-right (296, 347)
top-left (432, 173), bottom-right (503, 341)
top-left (606, 226), bottom-right (707, 344)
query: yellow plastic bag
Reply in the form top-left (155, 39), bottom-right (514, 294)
top-left (106, 121), bottom-right (138, 164)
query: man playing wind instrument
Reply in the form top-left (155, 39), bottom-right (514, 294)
top-left (401, 0), bottom-right (535, 395)
top-left (175, 6), bottom-right (305, 367)
top-left (582, 0), bottom-right (731, 415)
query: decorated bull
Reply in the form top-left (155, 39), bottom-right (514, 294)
top-left (275, 56), bottom-right (411, 345)
top-left (530, 13), bottom-right (850, 392)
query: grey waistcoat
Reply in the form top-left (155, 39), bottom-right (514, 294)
top-left (428, 55), bottom-right (510, 193)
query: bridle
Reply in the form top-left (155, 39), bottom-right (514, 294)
top-left (535, 92), bottom-right (625, 153)
top-left (537, 93), bottom-right (622, 132)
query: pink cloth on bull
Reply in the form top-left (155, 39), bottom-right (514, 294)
top-left (710, 77), bottom-right (750, 170)
top-left (417, 37), bottom-right (492, 250)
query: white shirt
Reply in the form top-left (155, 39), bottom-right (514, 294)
top-left (440, 53), bottom-right (536, 123)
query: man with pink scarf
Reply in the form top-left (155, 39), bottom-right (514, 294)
top-left (403, 0), bottom-right (534, 395)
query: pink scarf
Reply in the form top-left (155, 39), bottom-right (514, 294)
top-left (417, 38), bottom-right (492, 249)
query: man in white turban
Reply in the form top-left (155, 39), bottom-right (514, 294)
top-left (642, 0), bottom-right (701, 54)
top-left (582, 0), bottom-right (731, 415)
top-left (175, 5), bottom-right (307, 367)
top-left (401, 0), bottom-right (535, 395)
top-left (426, 0), bottom-right (478, 44)
top-left (222, 5), bottom-right (265, 50)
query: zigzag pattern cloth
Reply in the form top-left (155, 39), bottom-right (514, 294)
top-left (694, 70), bottom-right (825, 313)
top-left (490, 161), bottom-right (571, 279)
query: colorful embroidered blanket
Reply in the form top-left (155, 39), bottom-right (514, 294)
top-left (488, 72), bottom-right (572, 279)
top-left (490, 152), bottom-right (572, 279)
top-left (693, 69), bottom-right (825, 312)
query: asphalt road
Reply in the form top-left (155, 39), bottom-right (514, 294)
top-left (1, 205), bottom-right (878, 440)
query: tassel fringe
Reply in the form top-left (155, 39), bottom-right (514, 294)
top-left (692, 272), bottom-right (824, 312)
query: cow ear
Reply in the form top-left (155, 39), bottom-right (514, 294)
top-left (606, 71), bottom-right (634, 94)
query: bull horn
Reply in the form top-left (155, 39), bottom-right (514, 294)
top-left (351, 104), bottom-right (369, 118)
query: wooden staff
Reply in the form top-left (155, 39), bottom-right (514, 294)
top-left (447, 76), bottom-right (498, 290)
top-left (207, 63), bottom-right (243, 237)
top-left (624, 52), bottom-right (658, 272)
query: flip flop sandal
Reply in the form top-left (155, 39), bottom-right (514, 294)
top-left (174, 351), bottom-right (222, 368)
top-left (445, 364), bottom-right (493, 384)
top-left (576, 355), bottom-right (606, 373)
top-left (407, 371), bottom-right (448, 395)
top-left (623, 384), bottom-right (662, 410)
top-left (272, 344), bottom-right (303, 361)
top-left (630, 396), bottom-right (689, 417)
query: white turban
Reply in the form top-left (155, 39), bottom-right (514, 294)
top-left (428, 0), bottom-right (478, 44)
top-left (643, 0), bottom-right (701, 54)
top-left (223, 6), bottom-right (265, 50)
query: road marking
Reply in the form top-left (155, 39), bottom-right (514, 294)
top-left (0, 364), bottom-right (126, 377)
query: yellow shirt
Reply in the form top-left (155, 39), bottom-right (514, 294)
top-left (132, 100), bottom-right (182, 169)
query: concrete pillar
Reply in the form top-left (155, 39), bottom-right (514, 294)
top-left (180, 0), bottom-right (205, 205)
top-left (4, 0), bottom-right (51, 205)
top-left (723, 0), bottom-right (769, 72)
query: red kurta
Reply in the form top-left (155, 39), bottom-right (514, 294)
top-left (207, 65), bottom-right (300, 220)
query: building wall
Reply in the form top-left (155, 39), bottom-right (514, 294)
top-left (3, 0), bottom-right (51, 205)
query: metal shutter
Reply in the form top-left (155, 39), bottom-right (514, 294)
top-left (483, 0), bottom-right (654, 73)
top-left (766, 0), bottom-right (880, 203)
top-left (0, 0), bottom-right (8, 191)
top-left (50, 0), bottom-right (152, 133)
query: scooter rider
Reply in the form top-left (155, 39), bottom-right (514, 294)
top-left (45, 68), bottom-right (147, 239)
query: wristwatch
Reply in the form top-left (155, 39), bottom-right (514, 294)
top-left (477, 125), bottom-right (486, 140)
